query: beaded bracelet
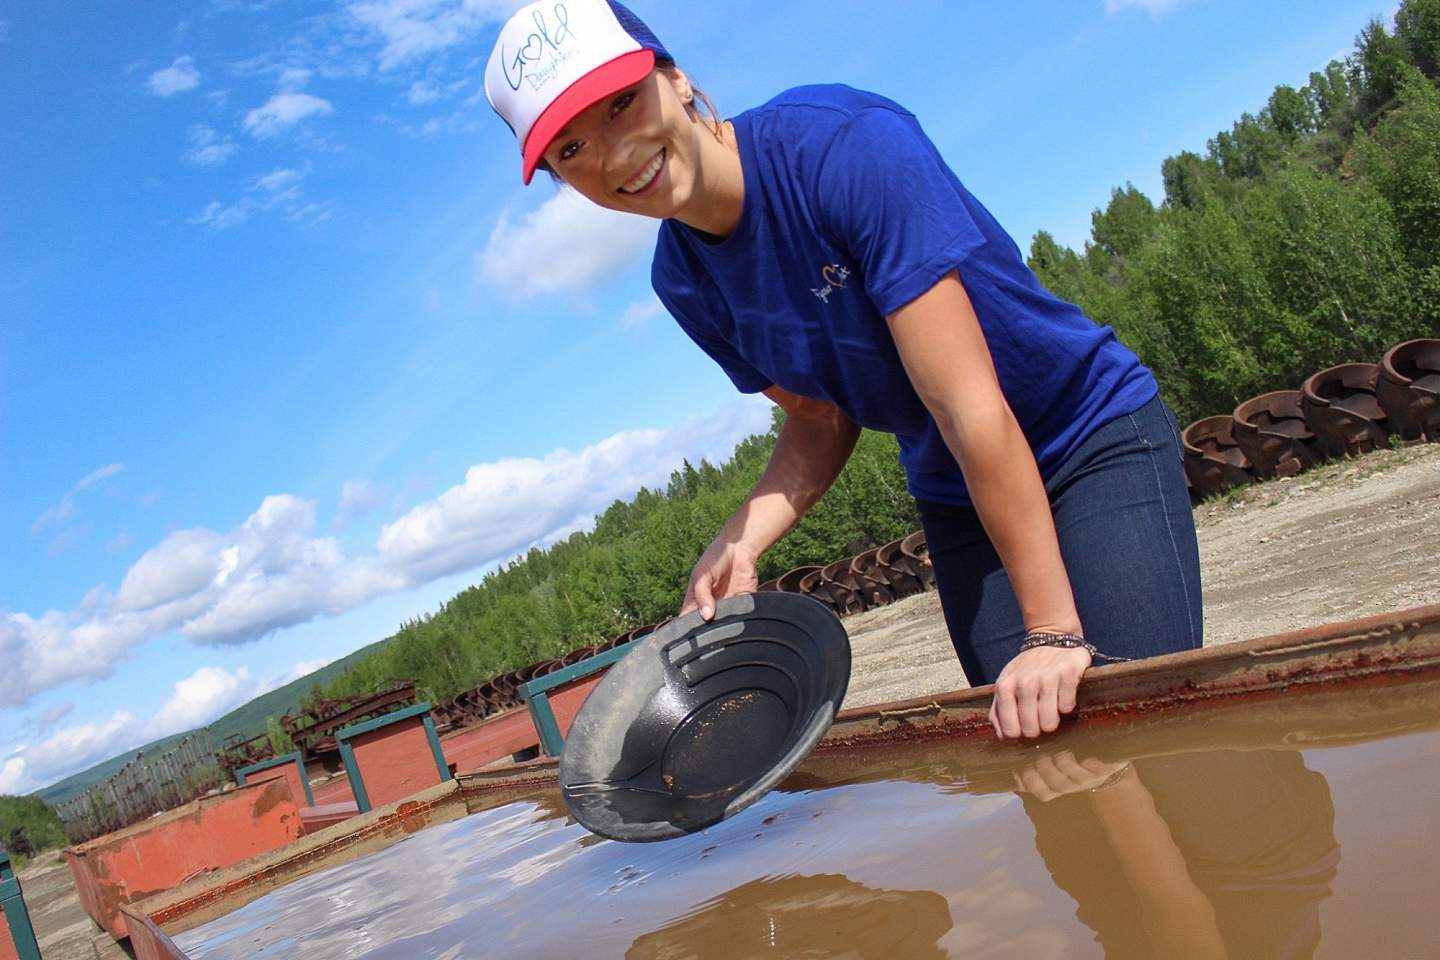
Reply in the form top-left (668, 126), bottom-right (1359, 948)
top-left (1090, 763), bottom-right (1133, 793)
top-left (1019, 631), bottom-right (1132, 663)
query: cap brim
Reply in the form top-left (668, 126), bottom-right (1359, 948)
top-left (521, 48), bottom-right (656, 185)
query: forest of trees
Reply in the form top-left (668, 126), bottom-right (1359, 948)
top-left (1029, 2), bottom-right (1440, 424)
top-left (0, 795), bottom-right (68, 867)
top-left (318, 3), bottom-right (1440, 710)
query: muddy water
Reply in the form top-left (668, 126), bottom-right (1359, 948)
top-left (175, 679), bottom-right (1440, 959)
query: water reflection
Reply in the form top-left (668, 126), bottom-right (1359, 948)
top-left (1019, 749), bottom-right (1338, 960)
top-left (626, 874), bottom-right (951, 959)
top-left (178, 740), bottom-right (1363, 959)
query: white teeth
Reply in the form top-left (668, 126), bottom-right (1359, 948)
top-left (621, 151), bottom-right (664, 193)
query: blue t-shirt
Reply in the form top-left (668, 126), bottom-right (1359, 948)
top-left (652, 85), bottom-right (1157, 505)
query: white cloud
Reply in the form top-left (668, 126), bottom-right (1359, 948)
top-left (278, 67), bottom-right (312, 90)
top-left (35, 702), bottom-right (75, 732)
top-left (190, 199), bottom-right (253, 229)
top-left (190, 168), bottom-right (314, 231)
top-left (32, 463), bottom-right (125, 533)
top-left (347, 0), bottom-right (515, 71)
top-left (406, 81), bottom-right (440, 105)
top-left (620, 295), bottom-right (666, 330)
top-left (255, 166), bottom-right (304, 193)
top-left (243, 92), bottom-right (333, 138)
top-left (147, 666), bottom-right (260, 737)
top-left (0, 757), bottom-right (25, 795)
top-left (335, 479), bottom-right (385, 528)
top-left (477, 189), bottom-right (658, 298)
top-left (146, 55), bottom-right (201, 96)
top-left (115, 528), bottom-right (226, 612)
top-left (0, 665), bottom-right (271, 794)
top-left (1, 400), bottom-right (772, 710)
top-left (1103, 0), bottom-right (1186, 14)
top-left (1, 711), bottom-right (138, 797)
top-left (186, 124), bottom-right (239, 166)
top-left (376, 399), bottom-right (772, 581)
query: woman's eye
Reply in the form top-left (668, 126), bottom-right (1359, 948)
top-left (611, 92), bottom-right (635, 115)
top-left (559, 141), bottom-right (581, 161)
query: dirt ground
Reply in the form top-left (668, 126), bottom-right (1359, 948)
top-left (839, 442), bottom-right (1440, 710)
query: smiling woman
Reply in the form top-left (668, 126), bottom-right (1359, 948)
top-left (483, 0), bottom-right (1203, 741)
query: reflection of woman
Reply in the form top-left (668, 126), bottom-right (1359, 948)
top-left (1018, 750), bottom-right (1338, 959)
top-left (624, 874), bottom-right (951, 960)
top-left (484, 1), bottom-right (1202, 740)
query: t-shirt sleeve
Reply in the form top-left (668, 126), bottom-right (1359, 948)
top-left (651, 249), bottom-right (772, 395)
top-left (816, 106), bottom-right (986, 316)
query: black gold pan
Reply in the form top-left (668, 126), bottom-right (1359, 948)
top-left (559, 592), bottom-right (851, 842)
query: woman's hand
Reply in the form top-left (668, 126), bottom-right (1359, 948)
top-left (989, 644), bottom-right (1091, 739)
top-left (677, 388), bottom-right (858, 622)
top-left (1011, 748), bottom-right (1130, 801)
top-left (680, 537), bottom-right (761, 621)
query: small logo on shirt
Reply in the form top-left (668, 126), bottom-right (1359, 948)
top-left (812, 263), bottom-right (851, 304)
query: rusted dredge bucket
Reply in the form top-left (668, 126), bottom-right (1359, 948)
top-left (849, 548), bottom-right (896, 608)
top-left (1377, 338), bottom-right (1440, 443)
top-left (875, 536), bottom-right (926, 598)
top-left (899, 531), bottom-right (936, 590)
top-left (1181, 415), bottom-right (1253, 498)
top-left (1231, 390), bottom-right (1319, 479)
top-left (1301, 362), bottom-right (1390, 457)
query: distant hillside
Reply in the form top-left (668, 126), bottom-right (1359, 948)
top-left (35, 636), bottom-right (392, 806)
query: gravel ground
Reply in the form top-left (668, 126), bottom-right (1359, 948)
top-left (840, 442), bottom-right (1440, 709)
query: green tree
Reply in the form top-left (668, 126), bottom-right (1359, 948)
top-left (1396, 0), bottom-right (1440, 78)
top-left (1090, 184), bottom-right (1159, 262)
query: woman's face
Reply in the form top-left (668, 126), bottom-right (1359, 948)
top-left (541, 68), bottom-right (711, 221)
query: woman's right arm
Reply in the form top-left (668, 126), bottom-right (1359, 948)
top-left (681, 386), bottom-right (860, 620)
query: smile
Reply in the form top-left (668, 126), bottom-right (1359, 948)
top-left (617, 149), bottom-right (666, 195)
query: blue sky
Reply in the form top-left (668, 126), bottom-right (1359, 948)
top-left (0, 0), bottom-right (1391, 795)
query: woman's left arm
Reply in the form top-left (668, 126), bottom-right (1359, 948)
top-left (886, 270), bottom-right (1091, 740)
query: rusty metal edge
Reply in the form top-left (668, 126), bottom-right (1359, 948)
top-left (825, 602), bottom-right (1440, 739)
top-left (131, 603), bottom-right (1440, 944)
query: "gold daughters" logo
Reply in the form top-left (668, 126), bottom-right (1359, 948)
top-left (811, 263), bottom-right (851, 304)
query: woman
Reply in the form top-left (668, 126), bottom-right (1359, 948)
top-left (484, 0), bottom-right (1202, 740)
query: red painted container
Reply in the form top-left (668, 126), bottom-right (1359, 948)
top-left (310, 774), bottom-right (357, 806)
top-left (338, 706), bottom-right (450, 812)
top-left (122, 909), bottom-right (189, 960)
top-left (440, 706), bottom-right (544, 775)
top-left (236, 752), bottom-right (313, 808)
top-left (0, 908), bottom-right (17, 960)
top-left (64, 779), bottom-right (303, 940)
top-left (541, 672), bottom-right (607, 740)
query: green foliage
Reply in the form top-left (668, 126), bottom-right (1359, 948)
top-left (265, 716), bottom-right (294, 755)
top-left (318, 418), bottom-right (917, 705)
top-left (0, 795), bottom-right (67, 863)
top-left (1030, 0), bottom-right (1440, 422)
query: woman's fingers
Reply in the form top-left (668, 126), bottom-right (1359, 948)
top-left (1057, 668), bottom-right (1080, 716)
top-left (992, 682), bottom-right (1021, 739)
top-left (1031, 753), bottom-right (1074, 796)
top-left (992, 646), bottom-right (1092, 740)
top-left (1037, 673), bottom-right (1062, 734)
top-left (1018, 676), bottom-right (1042, 739)
top-left (1013, 766), bottom-right (1057, 801)
top-left (690, 572), bottom-right (716, 620)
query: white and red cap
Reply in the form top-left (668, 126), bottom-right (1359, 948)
top-left (486, 0), bottom-right (671, 185)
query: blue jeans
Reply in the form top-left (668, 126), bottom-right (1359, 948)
top-left (916, 394), bottom-right (1203, 685)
